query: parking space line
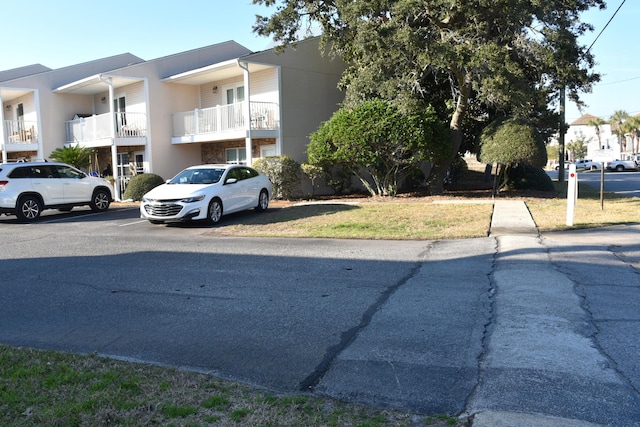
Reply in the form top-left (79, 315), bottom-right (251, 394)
top-left (120, 220), bottom-right (148, 227)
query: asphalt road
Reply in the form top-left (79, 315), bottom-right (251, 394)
top-left (1, 205), bottom-right (640, 426)
top-left (550, 168), bottom-right (640, 197)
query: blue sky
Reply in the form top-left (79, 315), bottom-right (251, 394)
top-left (1, 1), bottom-right (635, 123)
top-left (564, 0), bottom-right (640, 122)
top-left (0, 1), bottom-right (274, 69)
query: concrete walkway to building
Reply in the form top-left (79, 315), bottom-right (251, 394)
top-left (469, 200), bottom-right (640, 427)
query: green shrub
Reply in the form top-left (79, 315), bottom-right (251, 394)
top-left (507, 163), bottom-right (555, 191)
top-left (324, 164), bottom-right (353, 196)
top-left (301, 162), bottom-right (324, 197)
top-left (253, 156), bottom-right (301, 199)
top-left (123, 173), bottom-right (165, 201)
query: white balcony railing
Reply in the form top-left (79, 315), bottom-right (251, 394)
top-left (65, 112), bottom-right (147, 143)
top-left (173, 101), bottom-right (279, 137)
top-left (4, 120), bottom-right (38, 144)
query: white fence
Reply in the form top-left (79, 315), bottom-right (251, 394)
top-left (66, 112), bottom-right (147, 143)
top-left (4, 120), bottom-right (38, 143)
top-left (173, 101), bottom-right (279, 137)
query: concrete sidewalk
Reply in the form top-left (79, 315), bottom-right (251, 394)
top-left (469, 200), bottom-right (638, 427)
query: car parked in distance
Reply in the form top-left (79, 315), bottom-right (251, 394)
top-left (606, 159), bottom-right (638, 172)
top-left (555, 162), bottom-right (569, 170)
top-left (0, 161), bottom-right (114, 221)
top-left (140, 164), bottom-right (273, 225)
top-left (576, 159), bottom-right (601, 170)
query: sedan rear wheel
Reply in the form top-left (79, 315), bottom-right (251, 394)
top-left (206, 198), bottom-right (223, 225)
top-left (255, 189), bottom-right (269, 212)
top-left (16, 195), bottom-right (42, 222)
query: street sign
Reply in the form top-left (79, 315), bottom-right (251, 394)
top-left (592, 149), bottom-right (615, 163)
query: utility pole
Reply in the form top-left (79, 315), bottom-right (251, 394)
top-left (558, 86), bottom-right (566, 183)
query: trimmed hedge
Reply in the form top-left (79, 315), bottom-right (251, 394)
top-left (123, 174), bottom-right (165, 201)
top-left (253, 156), bottom-right (301, 199)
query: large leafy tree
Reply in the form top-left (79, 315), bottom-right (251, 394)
top-left (308, 99), bottom-right (447, 196)
top-left (253, 0), bottom-right (604, 194)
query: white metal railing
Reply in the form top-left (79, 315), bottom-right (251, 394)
top-left (65, 112), bottom-right (147, 143)
top-left (173, 101), bottom-right (279, 137)
top-left (4, 120), bottom-right (38, 143)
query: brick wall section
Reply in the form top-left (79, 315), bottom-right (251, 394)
top-left (201, 138), bottom-right (276, 164)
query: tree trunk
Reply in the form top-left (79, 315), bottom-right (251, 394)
top-left (427, 69), bottom-right (471, 195)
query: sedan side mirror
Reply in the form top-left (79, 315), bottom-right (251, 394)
top-left (225, 178), bottom-right (238, 185)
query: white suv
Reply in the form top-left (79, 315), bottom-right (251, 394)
top-left (0, 161), bottom-right (114, 221)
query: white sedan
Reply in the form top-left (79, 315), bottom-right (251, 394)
top-left (140, 164), bottom-right (272, 225)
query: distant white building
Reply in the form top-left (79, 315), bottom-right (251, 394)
top-left (548, 113), bottom-right (622, 167)
top-left (565, 113), bottom-right (618, 159)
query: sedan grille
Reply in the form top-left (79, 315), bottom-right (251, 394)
top-left (144, 203), bottom-right (183, 217)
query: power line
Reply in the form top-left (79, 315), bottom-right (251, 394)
top-left (586, 0), bottom-right (626, 53)
top-left (597, 75), bottom-right (640, 86)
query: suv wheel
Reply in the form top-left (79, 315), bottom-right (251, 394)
top-left (90, 189), bottom-right (111, 212)
top-left (16, 195), bottom-right (42, 222)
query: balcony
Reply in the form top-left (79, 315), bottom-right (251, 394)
top-left (65, 112), bottom-right (147, 146)
top-left (4, 120), bottom-right (38, 144)
top-left (172, 101), bottom-right (279, 141)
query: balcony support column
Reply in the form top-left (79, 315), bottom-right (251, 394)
top-left (0, 94), bottom-right (7, 163)
top-left (238, 60), bottom-right (253, 166)
top-left (100, 75), bottom-right (121, 201)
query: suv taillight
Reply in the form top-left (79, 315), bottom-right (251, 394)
top-left (0, 180), bottom-right (8, 187)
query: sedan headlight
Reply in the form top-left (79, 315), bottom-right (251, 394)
top-left (181, 195), bottom-right (206, 203)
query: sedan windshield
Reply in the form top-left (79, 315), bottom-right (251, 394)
top-left (169, 168), bottom-right (224, 185)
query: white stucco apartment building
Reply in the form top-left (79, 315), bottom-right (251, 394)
top-left (1, 37), bottom-right (345, 199)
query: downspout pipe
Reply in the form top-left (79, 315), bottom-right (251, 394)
top-left (237, 60), bottom-right (253, 165)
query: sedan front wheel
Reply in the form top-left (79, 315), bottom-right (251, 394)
top-left (206, 198), bottom-right (223, 225)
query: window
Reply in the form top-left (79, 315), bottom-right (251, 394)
top-left (260, 144), bottom-right (277, 158)
top-left (226, 147), bottom-right (246, 165)
top-left (56, 165), bottom-right (83, 179)
top-left (225, 86), bottom-right (245, 104)
top-left (117, 153), bottom-right (130, 177)
top-left (114, 96), bottom-right (126, 131)
top-left (8, 167), bottom-right (29, 178)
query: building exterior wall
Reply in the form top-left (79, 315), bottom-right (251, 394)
top-left (2, 38), bottom-right (346, 192)
top-left (243, 38), bottom-right (346, 164)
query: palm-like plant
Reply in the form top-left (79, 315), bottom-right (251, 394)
top-left (49, 145), bottom-right (93, 169)
top-left (587, 117), bottom-right (606, 149)
top-left (610, 110), bottom-right (630, 152)
top-left (622, 115), bottom-right (640, 155)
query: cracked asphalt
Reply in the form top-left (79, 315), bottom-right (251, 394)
top-left (1, 203), bottom-right (639, 426)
